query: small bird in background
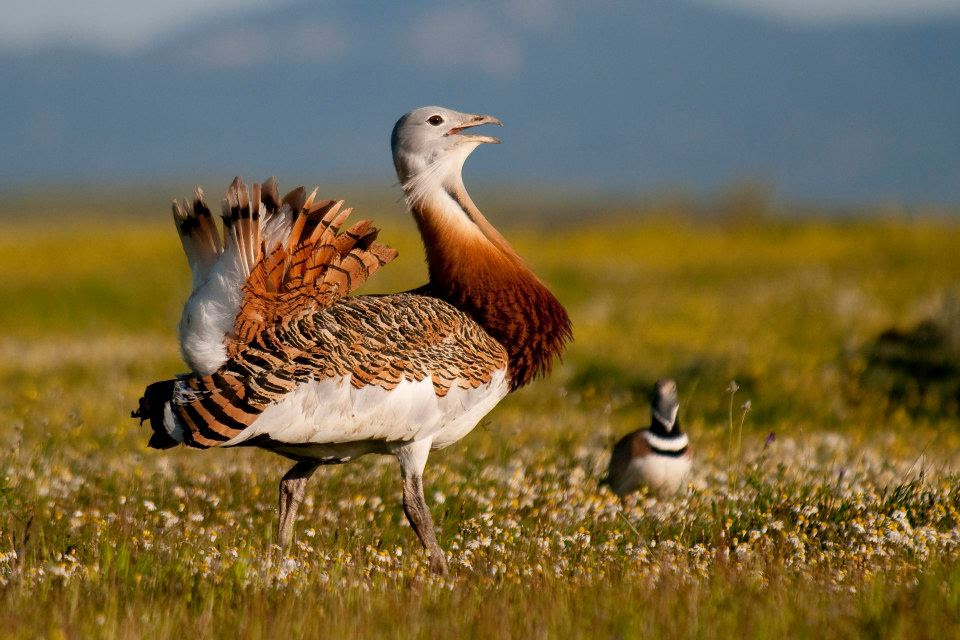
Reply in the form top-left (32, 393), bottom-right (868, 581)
top-left (603, 379), bottom-right (691, 498)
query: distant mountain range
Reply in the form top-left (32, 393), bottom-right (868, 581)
top-left (2, 0), bottom-right (959, 203)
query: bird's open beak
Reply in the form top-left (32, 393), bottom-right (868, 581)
top-left (446, 114), bottom-right (502, 144)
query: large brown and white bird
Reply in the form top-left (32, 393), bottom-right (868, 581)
top-left (133, 107), bottom-right (572, 574)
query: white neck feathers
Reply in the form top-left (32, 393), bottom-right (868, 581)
top-left (398, 142), bottom-right (479, 208)
top-left (643, 430), bottom-right (689, 452)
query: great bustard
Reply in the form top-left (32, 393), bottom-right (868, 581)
top-left (602, 380), bottom-right (692, 498)
top-left (133, 107), bottom-right (572, 574)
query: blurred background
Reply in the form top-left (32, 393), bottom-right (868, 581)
top-left (2, 0), bottom-right (960, 205)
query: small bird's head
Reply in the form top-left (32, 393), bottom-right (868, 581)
top-left (391, 106), bottom-right (502, 189)
top-left (650, 379), bottom-right (680, 432)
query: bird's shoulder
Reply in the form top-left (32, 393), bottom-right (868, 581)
top-left (611, 429), bottom-right (652, 461)
top-left (315, 292), bottom-right (507, 355)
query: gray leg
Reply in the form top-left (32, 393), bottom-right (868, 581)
top-left (278, 460), bottom-right (320, 548)
top-left (397, 440), bottom-right (447, 575)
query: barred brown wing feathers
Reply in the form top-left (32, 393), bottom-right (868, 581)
top-left (172, 294), bottom-right (508, 448)
top-left (171, 373), bottom-right (258, 448)
top-left (229, 196), bottom-right (398, 353)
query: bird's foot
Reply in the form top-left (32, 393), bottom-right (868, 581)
top-left (427, 552), bottom-right (448, 576)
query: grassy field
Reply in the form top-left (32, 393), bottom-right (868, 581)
top-left (1, 189), bottom-right (959, 638)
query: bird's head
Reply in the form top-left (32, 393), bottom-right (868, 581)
top-left (391, 106), bottom-right (502, 195)
top-left (650, 379), bottom-right (680, 432)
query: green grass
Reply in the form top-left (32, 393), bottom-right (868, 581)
top-left (1, 192), bottom-right (959, 638)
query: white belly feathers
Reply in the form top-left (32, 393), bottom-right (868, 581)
top-left (222, 369), bottom-right (510, 452)
top-left (624, 454), bottom-right (692, 496)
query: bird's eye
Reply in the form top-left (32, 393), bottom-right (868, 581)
top-left (427, 115), bottom-right (444, 126)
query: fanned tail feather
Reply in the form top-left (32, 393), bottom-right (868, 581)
top-left (172, 189), bottom-right (222, 287)
top-left (221, 176), bottom-right (262, 280)
top-left (173, 176), bottom-right (294, 289)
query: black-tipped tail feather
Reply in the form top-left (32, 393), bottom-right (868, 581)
top-left (131, 379), bottom-right (179, 450)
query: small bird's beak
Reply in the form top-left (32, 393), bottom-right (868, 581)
top-left (446, 114), bottom-right (502, 144)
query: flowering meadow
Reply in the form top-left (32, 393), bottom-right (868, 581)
top-left (1, 194), bottom-right (958, 637)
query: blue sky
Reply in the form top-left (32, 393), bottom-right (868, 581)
top-left (3, 0), bottom-right (958, 201)
top-left (5, 0), bottom-right (960, 52)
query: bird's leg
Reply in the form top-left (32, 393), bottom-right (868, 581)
top-left (403, 474), bottom-right (447, 575)
top-left (396, 440), bottom-right (447, 575)
top-left (277, 460), bottom-right (320, 549)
